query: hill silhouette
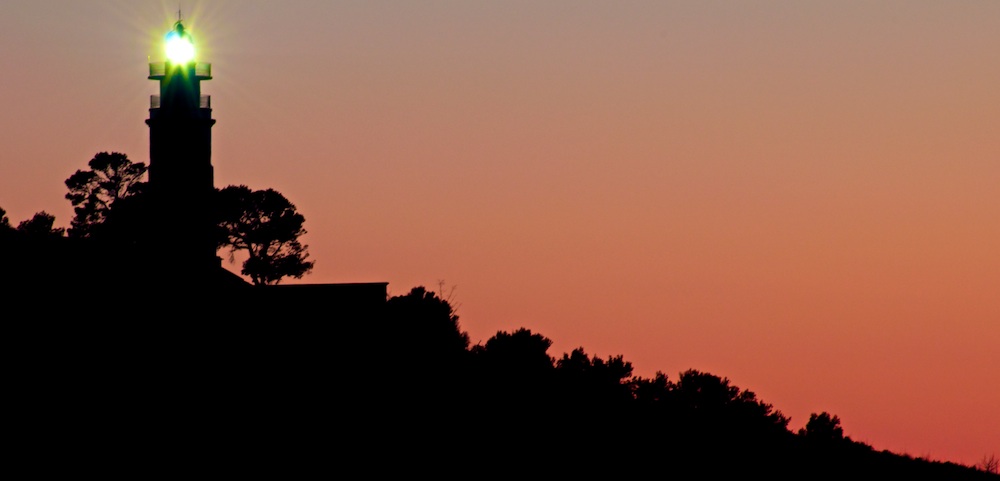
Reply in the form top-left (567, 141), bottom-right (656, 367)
top-left (2, 186), bottom-right (995, 477)
top-left (3, 276), bottom-right (996, 478)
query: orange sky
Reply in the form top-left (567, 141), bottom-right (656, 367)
top-left (1, 1), bottom-right (997, 467)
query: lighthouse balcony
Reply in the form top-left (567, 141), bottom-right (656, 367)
top-left (148, 62), bottom-right (213, 80)
top-left (150, 94), bottom-right (211, 109)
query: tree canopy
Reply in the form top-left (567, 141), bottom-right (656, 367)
top-left (364, 286), bottom-right (998, 478)
top-left (64, 151), bottom-right (147, 239)
top-left (52, 153), bottom-right (317, 285)
top-left (15, 211), bottom-right (65, 239)
top-left (215, 184), bottom-right (314, 285)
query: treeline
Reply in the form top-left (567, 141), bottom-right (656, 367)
top-left (4, 151), bottom-right (996, 477)
top-left (1, 151), bottom-right (313, 287)
top-left (4, 287), bottom-right (996, 478)
top-left (361, 286), bottom-right (998, 478)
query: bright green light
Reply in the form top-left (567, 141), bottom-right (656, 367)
top-left (165, 27), bottom-right (195, 64)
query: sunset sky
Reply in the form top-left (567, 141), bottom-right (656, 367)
top-left (1, 0), bottom-right (997, 467)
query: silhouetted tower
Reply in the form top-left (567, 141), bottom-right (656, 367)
top-left (145, 18), bottom-right (218, 282)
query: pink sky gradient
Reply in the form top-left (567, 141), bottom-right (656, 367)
top-left (1, 1), bottom-right (997, 467)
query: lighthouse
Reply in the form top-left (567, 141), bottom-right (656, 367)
top-left (145, 18), bottom-right (220, 284)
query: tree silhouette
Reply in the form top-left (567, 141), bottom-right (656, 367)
top-left (215, 185), bottom-right (314, 285)
top-left (468, 327), bottom-right (558, 426)
top-left (0, 207), bottom-right (11, 232)
top-left (376, 286), bottom-right (473, 444)
top-left (384, 285), bottom-right (470, 363)
top-left (1, 207), bottom-right (78, 290)
top-left (471, 327), bottom-right (556, 379)
top-left (16, 211), bottom-right (65, 239)
top-left (554, 347), bottom-right (635, 409)
top-left (59, 153), bottom-right (316, 285)
top-left (380, 285), bottom-right (471, 405)
top-left (799, 411), bottom-right (846, 442)
top-left (978, 454), bottom-right (999, 475)
top-left (632, 370), bottom-right (674, 405)
top-left (64, 152), bottom-right (147, 239)
top-left (667, 368), bottom-right (793, 467)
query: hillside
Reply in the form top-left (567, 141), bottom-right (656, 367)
top-left (5, 285), bottom-right (996, 478)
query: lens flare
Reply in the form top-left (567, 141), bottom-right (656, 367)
top-left (165, 30), bottom-right (195, 64)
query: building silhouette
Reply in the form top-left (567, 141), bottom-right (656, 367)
top-left (0, 18), bottom-right (381, 320)
top-left (4, 17), bottom-right (386, 322)
top-left (145, 19), bottom-right (220, 287)
top-left (142, 19), bottom-right (387, 316)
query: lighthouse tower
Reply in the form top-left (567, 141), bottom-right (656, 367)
top-left (145, 18), bottom-right (220, 284)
